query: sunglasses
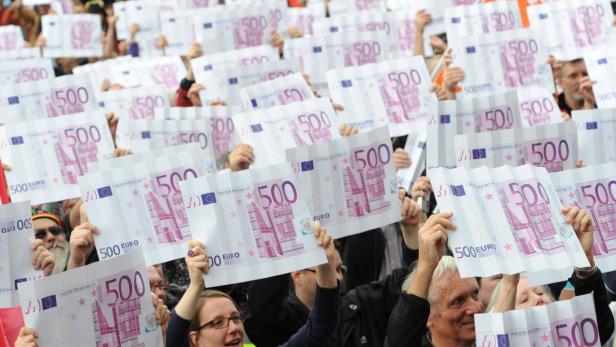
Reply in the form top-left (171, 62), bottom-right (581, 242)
top-left (34, 226), bottom-right (63, 240)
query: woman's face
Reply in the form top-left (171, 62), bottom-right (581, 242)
top-left (515, 276), bottom-right (553, 310)
top-left (190, 297), bottom-right (244, 347)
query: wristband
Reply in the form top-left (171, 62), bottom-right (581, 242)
top-left (180, 78), bottom-right (195, 92)
top-left (574, 265), bottom-right (598, 279)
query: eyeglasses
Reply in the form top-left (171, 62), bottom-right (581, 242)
top-left (34, 226), bottom-right (63, 240)
top-left (150, 281), bottom-right (170, 292)
top-left (198, 312), bottom-right (245, 330)
top-left (304, 265), bottom-right (347, 276)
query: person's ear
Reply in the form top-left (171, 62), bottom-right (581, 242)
top-left (189, 331), bottom-right (199, 346)
top-left (427, 314), bottom-right (434, 329)
top-left (290, 271), bottom-right (302, 287)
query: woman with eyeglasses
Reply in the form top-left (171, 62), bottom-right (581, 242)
top-left (166, 222), bottom-right (340, 347)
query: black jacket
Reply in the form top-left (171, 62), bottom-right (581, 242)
top-left (245, 245), bottom-right (419, 347)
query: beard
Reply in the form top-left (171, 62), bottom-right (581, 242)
top-left (50, 241), bottom-right (69, 274)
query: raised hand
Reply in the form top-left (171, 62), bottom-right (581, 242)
top-left (31, 239), bottom-right (55, 276)
top-left (229, 144), bottom-right (254, 172)
top-left (394, 148), bottom-right (412, 170)
top-left (14, 327), bottom-right (39, 347)
top-left (562, 206), bottom-right (594, 267)
top-left (67, 205), bottom-right (99, 269)
top-left (338, 124), bottom-right (358, 137)
top-left (185, 240), bottom-right (209, 289)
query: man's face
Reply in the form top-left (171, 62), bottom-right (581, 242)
top-left (478, 274), bottom-right (502, 306)
top-left (33, 218), bottom-right (68, 273)
top-left (559, 61), bottom-right (589, 102)
top-left (293, 248), bottom-right (345, 302)
top-left (33, 218), bottom-right (65, 248)
top-left (428, 271), bottom-right (483, 344)
top-left (147, 266), bottom-right (167, 303)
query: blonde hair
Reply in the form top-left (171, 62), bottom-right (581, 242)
top-left (485, 275), bottom-right (555, 312)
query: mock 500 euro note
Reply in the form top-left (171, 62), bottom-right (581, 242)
top-left (584, 48), bottom-right (616, 109)
top-left (311, 10), bottom-right (420, 53)
top-left (286, 6), bottom-right (325, 37)
top-left (327, 0), bottom-right (386, 16)
top-left (430, 165), bottom-right (588, 279)
top-left (196, 59), bottom-right (301, 106)
top-left (180, 163), bottom-right (327, 287)
top-left (0, 74), bottom-right (97, 124)
top-left (385, 0), bottom-right (476, 36)
top-left (327, 56), bottom-right (437, 137)
top-left (18, 249), bottom-right (163, 347)
top-left (517, 86), bottom-right (563, 127)
top-left (285, 127), bottom-right (401, 238)
top-left (0, 48), bottom-right (41, 61)
top-left (444, 1), bottom-right (523, 39)
top-left (475, 294), bottom-right (600, 347)
top-left (527, 0), bottom-right (612, 60)
top-left (160, 9), bottom-right (214, 56)
top-left (427, 90), bottom-right (522, 171)
top-left (283, 31), bottom-right (392, 96)
top-left (168, 0), bottom-right (219, 9)
top-left (573, 108), bottom-right (616, 165)
top-left (0, 59), bottom-right (54, 86)
top-left (41, 14), bottom-right (103, 58)
top-left (98, 86), bottom-right (170, 120)
top-left (115, 119), bottom-right (217, 164)
top-left (190, 45), bottom-right (280, 78)
top-left (192, 6), bottom-right (281, 54)
top-left (455, 122), bottom-right (578, 173)
top-left (113, 0), bottom-right (175, 40)
top-left (238, 73), bottom-right (316, 110)
top-left (551, 162), bottom-right (616, 273)
top-left (79, 148), bottom-right (215, 265)
top-left (155, 107), bottom-right (238, 161)
top-left (108, 56), bottom-right (186, 91)
top-left (233, 98), bottom-right (341, 167)
top-left (450, 28), bottom-right (554, 96)
top-left (396, 131), bottom-right (426, 192)
top-left (73, 56), bottom-right (135, 98)
top-left (0, 201), bottom-right (40, 308)
top-left (0, 25), bottom-right (25, 52)
top-left (4, 112), bottom-right (115, 205)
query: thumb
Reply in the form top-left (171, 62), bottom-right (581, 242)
top-left (79, 204), bottom-right (89, 224)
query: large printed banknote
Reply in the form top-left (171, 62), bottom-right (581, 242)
top-left (79, 146), bottom-right (215, 265)
top-left (450, 29), bottom-right (554, 96)
top-left (430, 164), bottom-right (588, 280)
top-left (0, 74), bottom-right (97, 123)
top-left (573, 108), bottom-right (616, 165)
top-left (180, 163), bottom-right (327, 287)
top-left (428, 90), bottom-right (522, 170)
top-left (0, 201), bottom-right (41, 308)
top-left (454, 122), bottom-right (578, 172)
top-left (3, 112), bottom-right (115, 204)
top-left (0, 59), bottom-right (54, 86)
top-left (475, 294), bottom-right (600, 347)
top-left (18, 249), bottom-right (164, 347)
top-left (41, 14), bottom-right (103, 58)
top-left (327, 56), bottom-right (437, 137)
top-left (551, 163), bottom-right (616, 273)
top-left (285, 127), bottom-right (401, 238)
top-left (233, 98), bottom-right (341, 167)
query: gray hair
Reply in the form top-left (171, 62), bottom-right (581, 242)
top-left (402, 256), bottom-right (459, 308)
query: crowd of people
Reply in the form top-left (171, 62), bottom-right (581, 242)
top-left (2, 0), bottom-right (616, 346)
